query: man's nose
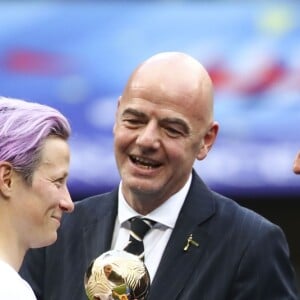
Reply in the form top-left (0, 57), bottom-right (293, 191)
top-left (136, 121), bottom-right (160, 149)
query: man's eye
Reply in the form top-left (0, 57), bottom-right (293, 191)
top-left (123, 118), bottom-right (143, 126)
top-left (126, 119), bottom-right (139, 123)
top-left (165, 127), bottom-right (183, 137)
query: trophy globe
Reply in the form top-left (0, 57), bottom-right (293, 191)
top-left (84, 250), bottom-right (150, 300)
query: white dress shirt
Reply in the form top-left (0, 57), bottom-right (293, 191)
top-left (111, 174), bottom-right (192, 282)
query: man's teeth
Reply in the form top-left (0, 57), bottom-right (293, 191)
top-left (132, 156), bottom-right (159, 168)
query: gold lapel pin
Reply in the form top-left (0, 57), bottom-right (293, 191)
top-left (184, 234), bottom-right (199, 251)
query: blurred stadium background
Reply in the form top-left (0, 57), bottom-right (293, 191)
top-left (0, 0), bottom-right (299, 287)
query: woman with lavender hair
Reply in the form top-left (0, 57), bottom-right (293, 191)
top-left (0, 97), bottom-right (74, 299)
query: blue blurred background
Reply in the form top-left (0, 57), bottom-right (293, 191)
top-left (1, 0), bottom-right (299, 288)
top-left (0, 1), bottom-right (299, 199)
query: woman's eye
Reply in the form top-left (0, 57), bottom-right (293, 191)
top-left (54, 181), bottom-right (62, 188)
top-left (53, 178), bottom-right (65, 188)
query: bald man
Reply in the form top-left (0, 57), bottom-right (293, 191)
top-left (20, 52), bottom-right (299, 299)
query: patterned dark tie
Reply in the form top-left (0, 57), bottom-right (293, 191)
top-left (124, 217), bottom-right (155, 261)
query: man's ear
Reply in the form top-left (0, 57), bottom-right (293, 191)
top-left (0, 162), bottom-right (14, 199)
top-left (196, 121), bottom-right (219, 161)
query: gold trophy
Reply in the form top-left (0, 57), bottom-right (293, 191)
top-left (84, 250), bottom-right (150, 300)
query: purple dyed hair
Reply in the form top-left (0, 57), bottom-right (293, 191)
top-left (0, 96), bottom-right (71, 184)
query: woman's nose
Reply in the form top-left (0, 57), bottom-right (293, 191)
top-left (293, 152), bottom-right (300, 174)
top-left (59, 188), bottom-right (74, 213)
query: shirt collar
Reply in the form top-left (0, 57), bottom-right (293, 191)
top-left (117, 173), bottom-right (192, 229)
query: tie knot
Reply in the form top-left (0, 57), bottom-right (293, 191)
top-left (129, 217), bottom-right (155, 240)
top-left (123, 217), bottom-right (156, 260)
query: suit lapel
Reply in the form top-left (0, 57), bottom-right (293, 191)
top-left (82, 190), bottom-right (118, 266)
top-left (149, 171), bottom-right (216, 299)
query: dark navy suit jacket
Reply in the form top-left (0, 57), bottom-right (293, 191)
top-left (20, 171), bottom-right (299, 299)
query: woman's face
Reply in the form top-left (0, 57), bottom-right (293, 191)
top-left (11, 136), bottom-right (74, 249)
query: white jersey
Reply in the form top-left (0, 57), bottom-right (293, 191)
top-left (0, 260), bottom-right (37, 299)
